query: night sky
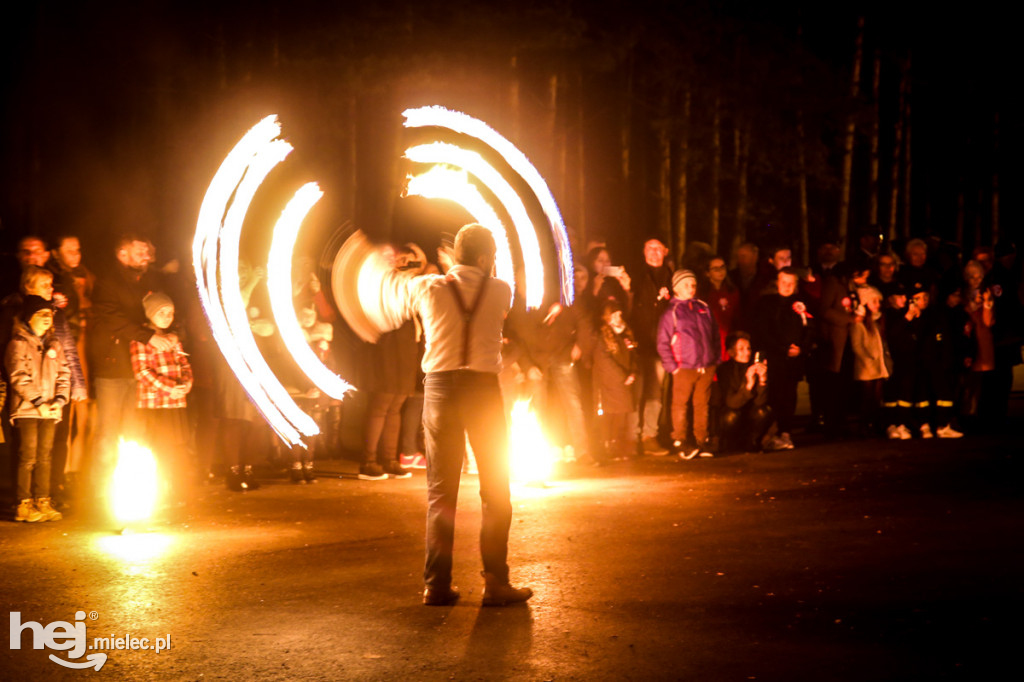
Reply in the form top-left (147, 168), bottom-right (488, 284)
top-left (1, 1), bottom-right (1018, 272)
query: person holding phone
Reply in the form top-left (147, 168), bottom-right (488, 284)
top-left (580, 246), bottom-right (632, 327)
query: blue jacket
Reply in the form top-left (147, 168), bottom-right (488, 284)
top-left (657, 297), bottom-right (719, 372)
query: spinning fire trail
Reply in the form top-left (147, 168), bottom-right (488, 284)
top-left (193, 106), bottom-right (574, 449)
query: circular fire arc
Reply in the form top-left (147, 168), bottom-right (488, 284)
top-left (196, 108), bottom-right (574, 447)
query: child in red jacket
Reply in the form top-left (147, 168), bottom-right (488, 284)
top-left (130, 292), bottom-right (193, 503)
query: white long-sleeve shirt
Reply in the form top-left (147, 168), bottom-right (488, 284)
top-left (375, 264), bottom-right (512, 375)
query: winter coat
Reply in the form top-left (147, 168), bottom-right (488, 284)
top-left (89, 264), bottom-right (159, 379)
top-left (752, 293), bottom-right (814, 363)
top-left (656, 298), bottom-right (719, 373)
top-left (699, 282), bottom-right (741, 362)
top-left (360, 319), bottom-right (419, 395)
top-left (849, 314), bottom-right (890, 381)
top-left (713, 360), bottom-right (768, 412)
top-left (591, 323), bottom-right (636, 415)
top-left (631, 264), bottom-right (674, 356)
top-left (818, 277), bottom-right (858, 373)
top-left (4, 319), bottom-right (71, 422)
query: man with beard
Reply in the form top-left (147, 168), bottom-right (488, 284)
top-left (88, 235), bottom-right (175, 497)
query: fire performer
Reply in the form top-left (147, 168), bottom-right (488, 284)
top-left (337, 224), bottom-right (532, 607)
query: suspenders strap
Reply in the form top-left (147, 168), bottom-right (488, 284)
top-left (447, 275), bottom-right (489, 368)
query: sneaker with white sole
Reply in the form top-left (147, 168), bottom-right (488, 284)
top-left (779, 432), bottom-right (795, 449)
top-left (896, 424), bottom-right (912, 440)
top-left (383, 461), bottom-right (412, 479)
top-left (358, 463), bottom-right (388, 481)
top-left (400, 453), bottom-right (427, 469)
top-left (886, 425), bottom-right (902, 440)
top-left (936, 424), bottom-right (964, 439)
top-left (679, 447), bottom-right (699, 460)
top-left (920, 424), bottom-right (934, 439)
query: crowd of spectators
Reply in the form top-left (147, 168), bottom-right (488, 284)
top-left (1, 227), bottom-right (1021, 521)
top-left (502, 231), bottom-right (1023, 464)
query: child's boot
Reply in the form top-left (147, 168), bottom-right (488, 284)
top-left (16, 499), bottom-right (43, 523)
top-left (241, 465), bottom-right (260, 490)
top-left (35, 498), bottom-right (63, 522)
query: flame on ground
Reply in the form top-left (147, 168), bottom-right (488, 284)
top-left (509, 399), bottom-right (558, 483)
top-left (109, 440), bottom-right (159, 524)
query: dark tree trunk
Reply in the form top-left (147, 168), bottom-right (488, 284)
top-left (838, 16), bottom-right (864, 251)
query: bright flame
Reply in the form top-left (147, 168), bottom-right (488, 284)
top-left (406, 143), bottom-right (536, 305)
top-left (97, 533), bottom-right (174, 564)
top-left (509, 399), bottom-right (558, 483)
top-left (404, 106), bottom-right (574, 306)
top-left (110, 440), bottom-right (158, 524)
top-left (193, 115), bottom-right (317, 446)
top-left (405, 166), bottom-right (514, 285)
top-left (267, 182), bottom-right (354, 400)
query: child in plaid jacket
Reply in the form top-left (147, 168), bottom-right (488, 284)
top-left (130, 292), bottom-right (192, 502)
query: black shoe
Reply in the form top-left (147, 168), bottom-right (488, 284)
top-left (358, 463), bottom-right (388, 481)
top-left (241, 466), bottom-right (261, 490)
top-left (423, 585), bottom-right (460, 606)
top-left (383, 461), bottom-right (412, 479)
top-left (226, 467), bottom-right (244, 492)
top-left (290, 466), bottom-right (303, 484)
top-left (302, 464), bottom-right (317, 484)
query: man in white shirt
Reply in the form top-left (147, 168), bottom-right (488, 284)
top-left (367, 224), bottom-right (533, 607)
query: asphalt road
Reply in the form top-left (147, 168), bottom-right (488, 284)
top-left (3, 412), bottom-right (1022, 681)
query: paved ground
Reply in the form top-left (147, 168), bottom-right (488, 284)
top-left (2, 404), bottom-right (1022, 681)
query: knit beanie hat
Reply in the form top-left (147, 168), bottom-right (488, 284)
top-left (21, 294), bottom-right (53, 321)
top-left (672, 269), bottom-right (696, 290)
top-left (143, 291), bottom-right (174, 321)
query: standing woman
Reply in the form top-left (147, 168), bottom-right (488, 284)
top-left (359, 246), bottom-right (421, 481)
top-left (580, 246), bottom-right (632, 327)
top-left (216, 260), bottom-right (274, 491)
top-left (699, 256), bottom-right (740, 362)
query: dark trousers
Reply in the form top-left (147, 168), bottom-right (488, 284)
top-left (719, 404), bottom-right (773, 452)
top-left (93, 377), bottom-right (139, 480)
top-left (422, 371), bottom-right (512, 589)
top-left (767, 356), bottom-right (802, 434)
top-left (363, 392), bottom-right (408, 465)
top-left (633, 354), bottom-right (665, 441)
top-left (548, 361), bottom-right (589, 457)
top-left (220, 418), bottom-right (255, 468)
top-left (16, 418), bottom-right (57, 500)
top-left (399, 394), bottom-right (424, 455)
top-left (50, 402), bottom-right (72, 501)
top-left (670, 368), bottom-right (714, 446)
top-left (139, 408), bottom-right (190, 498)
